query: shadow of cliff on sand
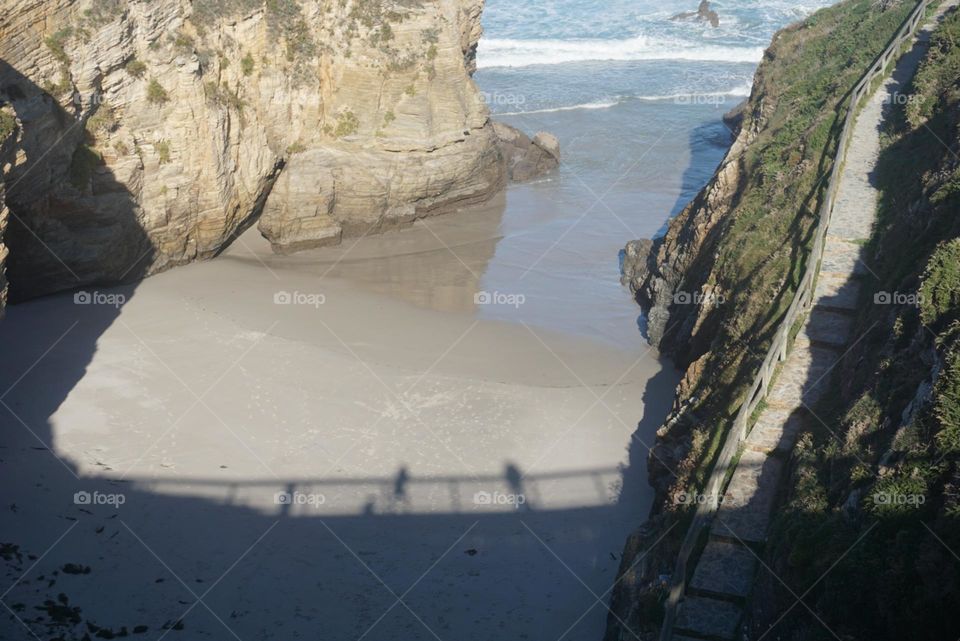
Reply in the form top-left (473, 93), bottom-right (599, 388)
top-left (0, 61), bottom-right (679, 641)
top-left (0, 313), bottom-right (677, 641)
top-left (0, 59), bottom-right (152, 470)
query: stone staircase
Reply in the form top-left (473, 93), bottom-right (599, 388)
top-left (669, 3), bottom-right (958, 639)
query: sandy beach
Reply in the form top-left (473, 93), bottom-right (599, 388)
top-left (0, 190), bottom-right (678, 640)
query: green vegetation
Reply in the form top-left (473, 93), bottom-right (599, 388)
top-left (172, 31), bottom-right (195, 52)
top-left (348, 0), bottom-right (405, 29)
top-left (265, 0), bottom-right (316, 64)
top-left (125, 58), bottom-right (147, 78)
top-left (0, 108), bottom-right (15, 140)
top-left (146, 79), bottom-right (169, 104)
top-left (934, 350), bottom-right (960, 454)
top-left (191, 0), bottom-right (317, 70)
top-left (919, 239), bottom-right (960, 326)
top-left (761, 7), bottom-right (960, 639)
top-left (44, 28), bottom-right (73, 66)
top-left (241, 52), bottom-right (256, 76)
top-left (607, 4), bottom-right (960, 638)
top-left (43, 27), bottom-right (74, 94)
top-left (41, 71), bottom-right (73, 96)
top-left (285, 141), bottom-right (306, 154)
top-left (74, 0), bottom-right (123, 40)
top-left (85, 106), bottom-right (117, 138)
top-left (155, 140), bottom-right (171, 164)
top-left (648, 0), bottom-right (918, 508)
top-left (192, 0), bottom-right (261, 27)
top-left (204, 81), bottom-right (246, 113)
top-left (333, 109), bottom-right (359, 137)
top-left (905, 9), bottom-right (960, 126)
top-left (68, 142), bottom-right (101, 189)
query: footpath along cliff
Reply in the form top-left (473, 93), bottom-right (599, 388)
top-left (607, 1), bottom-right (959, 639)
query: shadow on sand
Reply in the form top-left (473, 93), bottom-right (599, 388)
top-left (0, 65), bottom-right (681, 641)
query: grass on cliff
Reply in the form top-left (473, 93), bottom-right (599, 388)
top-left (665, 0), bottom-right (918, 499)
top-left (0, 108), bottom-right (15, 140)
top-left (764, 7), bottom-right (960, 639)
top-left (69, 142), bottom-right (102, 190)
top-left (191, 0), bottom-right (316, 66)
top-left (147, 79), bottom-right (169, 105)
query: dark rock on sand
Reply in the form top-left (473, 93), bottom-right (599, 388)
top-left (620, 239), bottom-right (654, 290)
top-left (493, 122), bottom-right (561, 182)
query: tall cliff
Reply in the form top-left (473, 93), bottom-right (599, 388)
top-left (752, 8), bottom-right (960, 638)
top-left (608, 1), bottom-right (924, 637)
top-left (620, 0), bottom-right (916, 503)
top-left (0, 0), bottom-right (510, 300)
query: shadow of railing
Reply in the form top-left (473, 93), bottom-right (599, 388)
top-left (121, 465), bottom-right (625, 516)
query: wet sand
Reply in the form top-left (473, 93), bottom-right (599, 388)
top-left (0, 188), bottom-right (679, 640)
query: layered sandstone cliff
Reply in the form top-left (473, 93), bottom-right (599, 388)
top-left (0, 0), bottom-right (547, 300)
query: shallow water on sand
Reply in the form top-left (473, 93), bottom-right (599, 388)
top-left (306, 99), bottom-right (734, 348)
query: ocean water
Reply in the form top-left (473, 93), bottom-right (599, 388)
top-left (470, 0), bottom-right (836, 346)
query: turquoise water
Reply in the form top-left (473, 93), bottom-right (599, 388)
top-left (470, 0), bottom-right (836, 346)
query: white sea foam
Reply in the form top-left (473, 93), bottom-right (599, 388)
top-left (477, 36), bottom-right (765, 68)
top-left (495, 82), bottom-right (752, 116)
top-left (498, 100), bottom-right (621, 116)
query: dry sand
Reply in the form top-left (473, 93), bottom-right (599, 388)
top-left (0, 193), bottom-right (678, 640)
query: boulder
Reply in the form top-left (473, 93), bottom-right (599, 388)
top-left (493, 122), bottom-right (560, 182)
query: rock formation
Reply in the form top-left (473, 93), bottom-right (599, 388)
top-left (621, 114), bottom-right (749, 348)
top-left (670, 1), bottom-right (720, 28)
top-left (0, 174), bottom-right (7, 317)
top-left (492, 121), bottom-right (559, 182)
top-left (0, 103), bottom-right (14, 317)
top-left (0, 0), bottom-right (553, 301)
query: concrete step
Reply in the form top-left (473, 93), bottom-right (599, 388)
top-left (814, 273), bottom-right (862, 312)
top-left (802, 309), bottom-right (854, 348)
top-left (712, 449), bottom-right (784, 545)
top-left (745, 407), bottom-right (807, 454)
top-left (820, 237), bottom-right (872, 277)
top-left (826, 206), bottom-right (875, 241)
top-left (766, 344), bottom-right (839, 410)
top-left (689, 539), bottom-right (757, 600)
top-left (675, 596), bottom-right (742, 641)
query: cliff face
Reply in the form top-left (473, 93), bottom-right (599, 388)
top-left (751, 10), bottom-right (960, 639)
top-left (0, 101), bottom-right (14, 317)
top-left (0, 174), bottom-right (7, 317)
top-left (0, 0), bottom-right (507, 299)
top-left (608, 1), bottom-right (923, 638)
top-left (620, 0), bottom-right (918, 499)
